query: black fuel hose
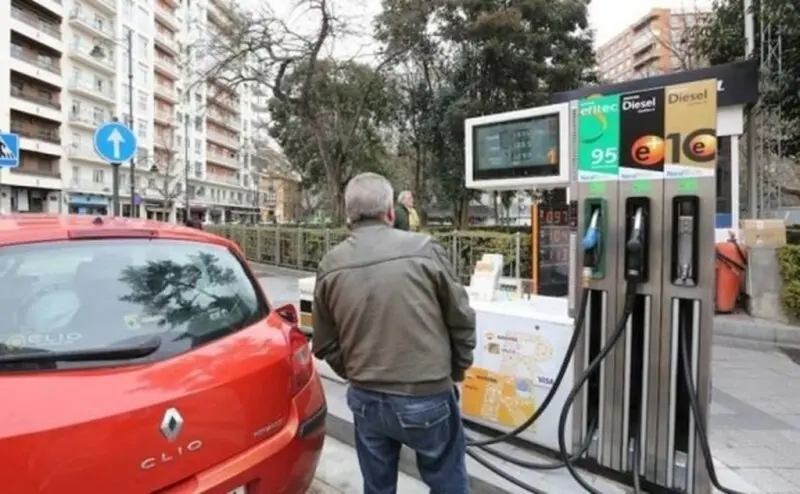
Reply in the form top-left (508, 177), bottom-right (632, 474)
top-left (556, 284), bottom-right (637, 494)
top-left (678, 324), bottom-right (746, 494)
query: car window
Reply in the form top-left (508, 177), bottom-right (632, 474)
top-left (0, 239), bottom-right (264, 367)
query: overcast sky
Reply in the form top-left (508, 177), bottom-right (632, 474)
top-left (261, 0), bottom-right (714, 57)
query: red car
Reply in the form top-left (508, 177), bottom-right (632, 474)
top-left (0, 214), bottom-right (326, 494)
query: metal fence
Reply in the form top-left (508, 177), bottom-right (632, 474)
top-left (207, 226), bottom-right (530, 283)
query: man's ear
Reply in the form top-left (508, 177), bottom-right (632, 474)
top-left (387, 206), bottom-right (396, 224)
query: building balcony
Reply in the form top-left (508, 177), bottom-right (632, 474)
top-left (154, 57), bottom-right (179, 79)
top-left (154, 109), bottom-right (177, 126)
top-left (10, 163), bottom-right (61, 180)
top-left (68, 78), bottom-right (115, 105)
top-left (11, 127), bottom-right (63, 157)
top-left (68, 44), bottom-right (115, 75)
top-left (67, 110), bottom-right (103, 131)
top-left (207, 0), bottom-right (231, 28)
top-left (10, 86), bottom-right (63, 123)
top-left (30, 0), bottom-right (64, 17)
top-left (7, 163), bottom-right (63, 190)
top-left (155, 4), bottom-right (180, 30)
top-left (206, 173), bottom-right (241, 187)
top-left (67, 145), bottom-right (106, 165)
top-left (154, 31), bottom-right (180, 56)
top-left (68, 10), bottom-right (114, 41)
top-left (209, 95), bottom-right (239, 113)
top-left (83, 0), bottom-right (116, 15)
top-left (206, 111), bottom-right (240, 132)
top-left (207, 152), bottom-right (239, 169)
top-left (67, 178), bottom-right (113, 195)
top-left (11, 6), bottom-right (64, 53)
top-left (10, 47), bottom-right (62, 87)
top-left (206, 127), bottom-right (239, 149)
top-left (154, 84), bottom-right (179, 103)
top-left (153, 138), bottom-right (176, 152)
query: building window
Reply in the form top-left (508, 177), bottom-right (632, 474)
top-left (93, 14), bottom-right (106, 32)
top-left (137, 119), bottom-right (147, 138)
top-left (138, 35), bottom-right (148, 58)
top-left (194, 117), bottom-right (202, 130)
top-left (93, 106), bottom-right (104, 124)
top-left (72, 166), bottom-right (80, 185)
top-left (93, 170), bottom-right (104, 183)
top-left (138, 91), bottom-right (148, 111)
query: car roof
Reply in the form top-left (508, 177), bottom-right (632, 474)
top-left (0, 214), bottom-right (234, 249)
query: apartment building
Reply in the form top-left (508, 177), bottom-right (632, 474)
top-left (597, 8), bottom-right (709, 83)
top-left (0, 0), bottom-right (257, 221)
top-left (259, 171), bottom-right (301, 224)
top-left (253, 150), bottom-right (301, 224)
top-left (2, 0), bottom-right (65, 213)
top-left (178, 0), bottom-right (259, 225)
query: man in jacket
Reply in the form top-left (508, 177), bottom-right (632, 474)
top-left (393, 190), bottom-right (420, 231)
top-left (313, 172), bottom-right (475, 494)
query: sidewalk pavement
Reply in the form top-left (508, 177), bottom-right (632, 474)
top-left (311, 437), bottom-right (427, 493)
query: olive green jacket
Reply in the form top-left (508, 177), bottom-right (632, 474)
top-left (393, 203), bottom-right (410, 231)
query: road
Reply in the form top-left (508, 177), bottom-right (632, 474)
top-left (255, 267), bottom-right (800, 493)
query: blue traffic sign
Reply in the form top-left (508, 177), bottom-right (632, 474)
top-left (94, 121), bottom-right (137, 164)
top-left (0, 133), bottom-right (20, 168)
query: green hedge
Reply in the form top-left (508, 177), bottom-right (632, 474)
top-left (207, 226), bottom-right (532, 283)
top-left (778, 245), bottom-right (800, 321)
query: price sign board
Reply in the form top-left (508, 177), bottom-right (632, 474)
top-left (531, 203), bottom-right (573, 297)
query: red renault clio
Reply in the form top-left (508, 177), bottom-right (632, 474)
top-left (0, 215), bottom-right (326, 494)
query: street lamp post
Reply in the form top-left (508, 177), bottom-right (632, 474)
top-left (184, 112), bottom-right (190, 223)
top-left (125, 29), bottom-right (136, 216)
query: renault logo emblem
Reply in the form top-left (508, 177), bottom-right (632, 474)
top-left (160, 408), bottom-right (183, 442)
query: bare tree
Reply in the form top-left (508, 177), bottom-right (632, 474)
top-left (150, 132), bottom-right (183, 218)
top-left (197, 0), bottom-right (405, 221)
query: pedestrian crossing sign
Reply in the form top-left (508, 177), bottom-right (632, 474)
top-left (0, 133), bottom-right (20, 168)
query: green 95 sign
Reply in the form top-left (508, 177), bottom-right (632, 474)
top-left (578, 94), bottom-right (621, 181)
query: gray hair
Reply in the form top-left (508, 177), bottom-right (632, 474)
top-left (345, 173), bottom-right (394, 223)
top-left (397, 190), bottom-right (413, 203)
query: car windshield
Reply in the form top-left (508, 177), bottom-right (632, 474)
top-left (0, 238), bottom-right (264, 368)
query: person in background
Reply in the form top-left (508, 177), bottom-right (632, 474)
top-left (393, 190), bottom-right (420, 231)
top-left (312, 172), bottom-right (475, 494)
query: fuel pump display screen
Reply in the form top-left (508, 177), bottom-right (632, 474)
top-left (472, 114), bottom-right (560, 180)
top-left (537, 204), bottom-right (571, 297)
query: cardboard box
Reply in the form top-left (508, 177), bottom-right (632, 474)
top-left (739, 219), bottom-right (787, 248)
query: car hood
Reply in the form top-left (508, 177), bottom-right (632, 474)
top-left (0, 317), bottom-right (295, 494)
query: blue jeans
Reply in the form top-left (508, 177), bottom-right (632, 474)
top-left (346, 386), bottom-right (469, 494)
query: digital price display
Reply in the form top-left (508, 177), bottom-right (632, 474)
top-left (532, 204), bottom-right (573, 297)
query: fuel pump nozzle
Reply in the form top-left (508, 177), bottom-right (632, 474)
top-left (625, 207), bottom-right (645, 284)
top-left (581, 208), bottom-right (601, 287)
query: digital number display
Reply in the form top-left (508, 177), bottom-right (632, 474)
top-left (472, 114), bottom-right (561, 180)
top-left (536, 204), bottom-right (571, 297)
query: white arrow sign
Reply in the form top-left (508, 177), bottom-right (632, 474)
top-left (108, 128), bottom-right (124, 160)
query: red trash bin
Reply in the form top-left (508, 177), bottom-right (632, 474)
top-left (715, 232), bottom-right (747, 313)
